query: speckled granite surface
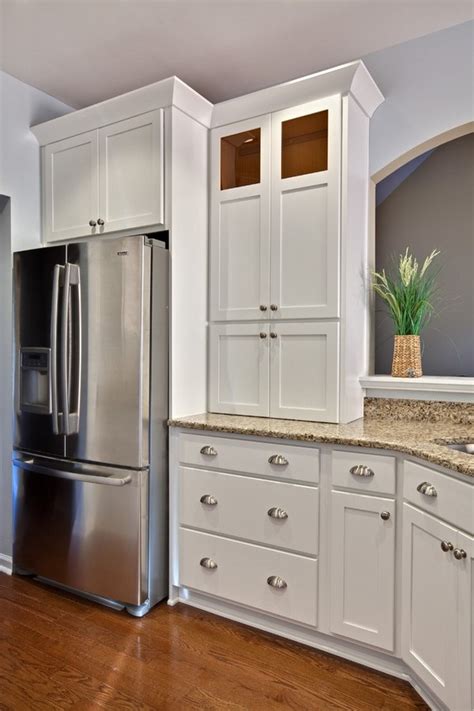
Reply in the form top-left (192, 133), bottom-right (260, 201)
top-left (168, 412), bottom-right (474, 478)
top-left (364, 397), bottom-right (474, 424)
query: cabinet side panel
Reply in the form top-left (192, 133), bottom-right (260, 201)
top-left (340, 96), bottom-right (370, 423)
top-left (169, 108), bottom-right (208, 418)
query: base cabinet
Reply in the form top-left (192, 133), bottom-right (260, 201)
top-left (329, 491), bottom-right (395, 651)
top-left (401, 504), bottom-right (472, 711)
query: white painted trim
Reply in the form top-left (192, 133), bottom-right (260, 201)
top-left (360, 375), bottom-right (474, 403)
top-left (31, 76), bottom-right (213, 145)
top-left (211, 60), bottom-right (383, 128)
top-left (0, 554), bottom-right (12, 575)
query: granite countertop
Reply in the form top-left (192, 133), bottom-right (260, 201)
top-left (168, 410), bottom-right (474, 478)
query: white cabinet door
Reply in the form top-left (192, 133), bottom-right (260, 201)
top-left (269, 321), bottom-right (339, 422)
top-left (43, 131), bottom-right (99, 242)
top-left (209, 323), bottom-right (269, 416)
top-left (455, 529), bottom-right (473, 711)
top-left (330, 491), bottom-right (395, 650)
top-left (210, 116), bottom-right (271, 321)
top-left (270, 96), bottom-right (341, 320)
top-left (98, 110), bottom-right (164, 234)
top-left (401, 504), bottom-right (458, 710)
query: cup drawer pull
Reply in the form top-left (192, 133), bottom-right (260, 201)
top-left (267, 506), bottom-right (288, 520)
top-left (200, 494), bottom-right (218, 506)
top-left (200, 557), bottom-right (218, 569)
top-left (417, 481), bottom-right (438, 497)
top-left (268, 454), bottom-right (288, 466)
top-left (200, 446), bottom-right (217, 457)
top-left (267, 575), bottom-right (287, 590)
top-left (350, 465), bottom-right (375, 477)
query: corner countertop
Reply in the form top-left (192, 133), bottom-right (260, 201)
top-left (168, 412), bottom-right (474, 478)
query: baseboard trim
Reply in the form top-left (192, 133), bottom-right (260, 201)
top-left (0, 554), bottom-right (12, 575)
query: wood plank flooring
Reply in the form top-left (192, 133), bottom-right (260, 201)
top-left (0, 574), bottom-right (428, 710)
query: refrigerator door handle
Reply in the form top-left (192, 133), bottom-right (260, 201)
top-left (50, 264), bottom-right (64, 435)
top-left (12, 457), bottom-right (133, 487)
top-left (61, 263), bottom-right (81, 436)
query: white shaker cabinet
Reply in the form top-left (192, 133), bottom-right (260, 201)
top-left (41, 109), bottom-right (164, 243)
top-left (401, 503), bottom-right (472, 711)
top-left (329, 491), bottom-right (396, 651)
top-left (43, 131), bottom-right (99, 242)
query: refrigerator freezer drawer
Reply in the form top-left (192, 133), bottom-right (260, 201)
top-left (12, 455), bottom-right (148, 606)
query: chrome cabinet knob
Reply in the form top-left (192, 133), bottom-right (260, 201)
top-left (453, 548), bottom-right (467, 560)
top-left (350, 465), bottom-right (375, 478)
top-left (441, 540), bottom-right (453, 552)
top-left (270, 304), bottom-right (278, 311)
top-left (259, 305), bottom-right (267, 311)
top-left (89, 219), bottom-right (97, 227)
top-left (268, 454), bottom-right (288, 466)
top-left (380, 511), bottom-right (390, 521)
top-left (267, 575), bottom-right (287, 589)
top-left (200, 446), bottom-right (217, 457)
top-left (97, 218), bottom-right (105, 226)
top-left (200, 494), bottom-right (217, 506)
top-left (416, 481), bottom-right (438, 497)
top-left (259, 332), bottom-right (267, 339)
top-left (267, 506), bottom-right (288, 520)
top-left (200, 557), bottom-right (218, 569)
top-left (270, 332), bottom-right (277, 339)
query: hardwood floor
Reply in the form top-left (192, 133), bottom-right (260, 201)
top-left (0, 574), bottom-right (428, 710)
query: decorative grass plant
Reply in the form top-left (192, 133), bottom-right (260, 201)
top-left (372, 248), bottom-right (440, 377)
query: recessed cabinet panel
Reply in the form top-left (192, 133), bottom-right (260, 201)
top-left (281, 111), bottom-right (328, 179)
top-left (270, 322), bottom-right (339, 422)
top-left (210, 116), bottom-right (271, 321)
top-left (209, 323), bottom-right (269, 416)
top-left (330, 491), bottom-right (395, 651)
top-left (221, 128), bottom-right (261, 190)
top-left (401, 504), bottom-right (458, 709)
top-left (44, 131), bottom-right (99, 242)
top-left (99, 110), bottom-right (163, 233)
top-left (271, 97), bottom-right (341, 319)
top-left (217, 196), bottom-right (263, 315)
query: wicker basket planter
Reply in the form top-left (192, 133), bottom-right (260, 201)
top-left (391, 335), bottom-right (422, 377)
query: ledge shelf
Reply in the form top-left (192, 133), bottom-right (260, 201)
top-left (359, 375), bottom-right (474, 403)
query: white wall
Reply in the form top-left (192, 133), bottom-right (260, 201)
top-left (0, 70), bottom-right (72, 251)
top-left (364, 20), bottom-right (474, 178)
top-left (0, 72), bottom-right (72, 563)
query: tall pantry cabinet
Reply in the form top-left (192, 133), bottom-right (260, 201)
top-left (208, 62), bottom-right (384, 423)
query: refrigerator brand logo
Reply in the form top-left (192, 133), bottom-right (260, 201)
top-left (117, 251), bottom-right (129, 256)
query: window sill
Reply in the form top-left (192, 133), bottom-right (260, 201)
top-left (359, 375), bottom-right (474, 403)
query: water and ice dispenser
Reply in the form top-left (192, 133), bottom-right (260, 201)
top-left (19, 348), bottom-right (52, 414)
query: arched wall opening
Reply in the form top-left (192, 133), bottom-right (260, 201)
top-left (368, 124), bottom-right (474, 378)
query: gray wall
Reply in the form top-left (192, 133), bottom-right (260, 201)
top-left (375, 133), bottom-right (474, 376)
top-left (364, 20), bottom-right (474, 177)
top-left (0, 197), bottom-right (12, 570)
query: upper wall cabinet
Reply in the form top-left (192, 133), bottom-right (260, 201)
top-left (42, 109), bottom-right (164, 243)
top-left (210, 97), bottom-right (340, 321)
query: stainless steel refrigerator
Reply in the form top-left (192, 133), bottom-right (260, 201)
top-left (12, 235), bottom-right (169, 616)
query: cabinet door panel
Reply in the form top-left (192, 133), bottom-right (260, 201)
top-left (44, 131), bottom-right (99, 242)
top-left (401, 504), bottom-right (458, 709)
top-left (270, 321), bottom-right (338, 422)
top-left (330, 491), bottom-right (395, 650)
top-left (455, 529), bottom-right (473, 711)
top-left (209, 323), bottom-right (269, 416)
top-left (270, 97), bottom-right (340, 319)
top-left (210, 117), bottom-right (271, 321)
top-left (98, 110), bottom-right (163, 233)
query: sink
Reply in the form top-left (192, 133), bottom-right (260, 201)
top-left (445, 443), bottom-right (474, 454)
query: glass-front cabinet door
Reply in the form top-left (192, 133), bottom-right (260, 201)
top-left (210, 116), bottom-right (271, 321)
top-left (270, 96), bottom-right (341, 320)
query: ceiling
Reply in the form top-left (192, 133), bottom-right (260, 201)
top-left (1, 0), bottom-right (473, 109)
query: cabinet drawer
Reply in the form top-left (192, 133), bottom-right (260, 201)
top-left (179, 467), bottom-right (319, 556)
top-left (332, 450), bottom-right (396, 495)
top-left (403, 461), bottom-right (473, 534)
top-left (178, 433), bottom-right (319, 484)
top-left (179, 528), bottom-right (318, 627)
